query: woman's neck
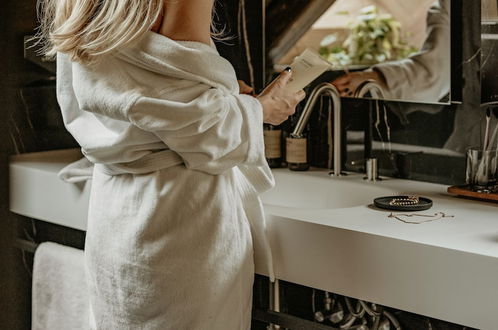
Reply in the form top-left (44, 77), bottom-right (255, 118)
top-left (159, 0), bottom-right (214, 45)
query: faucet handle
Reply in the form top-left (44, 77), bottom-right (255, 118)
top-left (347, 158), bottom-right (380, 181)
top-left (365, 158), bottom-right (380, 181)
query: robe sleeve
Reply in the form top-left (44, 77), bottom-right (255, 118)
top-left (372, 0), bottom-right (450, 103)
top-left (128, 88), bottom-right (267, 175)
top-left (70, 53), bottom-right (267, 176)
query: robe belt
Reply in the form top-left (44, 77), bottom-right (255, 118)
top-left (96, 149), bottom-right (184, 176)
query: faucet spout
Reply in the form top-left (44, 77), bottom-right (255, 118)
top-left (353, 80), bottom-right (387, 178)
top-left (291, 83), bottom-right (342, 176)
top-left (354, 79), bottom-right (386, 99)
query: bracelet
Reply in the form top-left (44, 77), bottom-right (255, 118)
top-left (389, 195), bottom-right (419, 206)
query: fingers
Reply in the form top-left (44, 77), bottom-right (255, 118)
top-left (258, 70), bottom-right (306, 125)
top-left (332, 73), bottom-right (354, 96)
top-left (334, 82), bottom-right (354, 96)
top-left (336, 87), bottom-right (348, 95)
top-left (332, 74), bottom-right (352, 86)
top-left (267, 90), bottom-right (303, 125)
top-left (237, 80), bottom-right (253, 94)
top-left (274, 68), bottom-right (292, 89)
top-left (260, 67), bottom-right (294, 97)
top-left (294, 89), bottom-right (306, 103)
top-left (338, 87), bottom-right (354, 97)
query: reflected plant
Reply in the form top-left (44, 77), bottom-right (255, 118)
top-left (319, 5), bottom-right (418, 67)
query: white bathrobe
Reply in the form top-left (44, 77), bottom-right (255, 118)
top-left (57, 31), bottom-right (274, 330)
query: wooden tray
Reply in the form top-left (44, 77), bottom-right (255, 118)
top-left (447, 185), bottom-right (498, 202)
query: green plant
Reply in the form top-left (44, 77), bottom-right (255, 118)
top-left (320, 5), bottom-right (418, 67)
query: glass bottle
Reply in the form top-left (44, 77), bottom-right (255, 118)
top-left (263, 124), bottom-right (282, 168)
top-left (286, 133), bottom-right (310, 171)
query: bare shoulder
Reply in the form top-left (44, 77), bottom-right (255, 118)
top-left (159, 0), bottom-right (213, 45)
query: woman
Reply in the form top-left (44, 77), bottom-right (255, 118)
top-left (39, 0), bottom-right (305, 329)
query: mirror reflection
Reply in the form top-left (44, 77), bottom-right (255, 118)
top-left (274, 0), bottom-right (451, 104)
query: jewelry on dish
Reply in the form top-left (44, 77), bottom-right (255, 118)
top-left (388, 195), bottom-right (420, 206)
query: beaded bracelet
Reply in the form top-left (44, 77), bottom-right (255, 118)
top-left (389, 195), bottom-right (419, 206)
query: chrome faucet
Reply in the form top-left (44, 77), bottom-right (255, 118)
top-left (353, 80), bottom-right (386, 181)
top-left (354, 79), bottom-right (386, 99)
top-left (292, 83), bottom-right (342, 176)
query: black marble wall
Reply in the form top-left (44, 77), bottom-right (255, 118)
top-left (214, 0), bottom-right (265, 91)
top-left (0, 0), bottom-right (80, 328)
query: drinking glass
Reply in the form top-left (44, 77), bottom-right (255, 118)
top-left (466, 148), bottom-right (498, 192)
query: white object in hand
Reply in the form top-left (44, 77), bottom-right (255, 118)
top-left (285, 49), bottom-right (332, 93)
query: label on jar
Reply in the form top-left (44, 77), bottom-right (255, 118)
top-left (286, 137), bottom-right (307, 163)
top-left (264, 130), bottom-right (282, 158)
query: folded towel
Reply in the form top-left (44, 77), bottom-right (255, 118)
top-left (58, 157), bottom-right (94, 183)
top-left (32, 242), bottom-right (89, 330)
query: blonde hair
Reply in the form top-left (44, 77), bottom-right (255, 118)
top-left (36, 0), bottom-right (164, 64)
top-left (37, 0), bottom-right (227, 64)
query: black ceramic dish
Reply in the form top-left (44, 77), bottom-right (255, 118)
top-left (373, 195), bottom-right (433, 211)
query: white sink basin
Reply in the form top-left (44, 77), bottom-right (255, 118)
top-left (262, 169), bottom-right (399, 209)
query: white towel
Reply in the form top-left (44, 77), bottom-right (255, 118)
top-left (32, 242), bottom-right (89, 330)
top-left (58, 157), bottom-right (94, 183)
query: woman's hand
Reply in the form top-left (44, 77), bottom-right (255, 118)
top-left (238, 80), bottom-right (254, 95)
top-left (332, 70), bottom-right (386, 97)
top-left (257, 69), bottom-right (306, 125)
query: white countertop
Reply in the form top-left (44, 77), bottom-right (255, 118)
top-left (266, 169), bottom-right (498, 260)
top-left (9, 149), bottom-right (90, 230)
top-left (265, 169), bottom-right (498, 330)
top-left (9, 150), bottom-right (498, 329)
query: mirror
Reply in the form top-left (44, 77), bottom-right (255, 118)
top-left (482, 0), bottom-right (498, 104)
top-left (267, 0), bottom-right (451, 105)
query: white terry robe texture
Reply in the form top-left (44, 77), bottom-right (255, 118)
top-left (56, 31), bottom-right (275, 330)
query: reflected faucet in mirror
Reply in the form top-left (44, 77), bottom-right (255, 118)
top-left (354, 80), bottom-right (387, 181)
top-left (270, 0), bottom-right (451, 105)
top-left (292, 83), bottom-right (343, 176)
top-left (353, 81), bottom-right (389, 154)
top-left (354, 80), bottom-right (386, 99)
